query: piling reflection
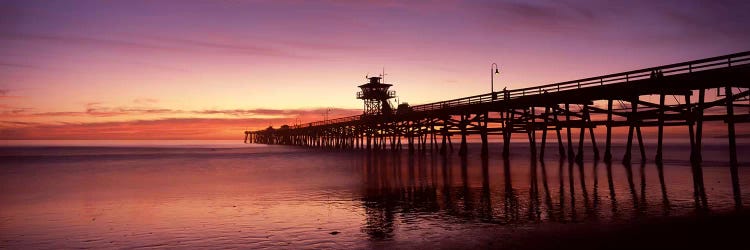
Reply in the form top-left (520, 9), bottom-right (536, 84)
top-left (656, 161), bottom-right (670, 215)
top-left (528, 154), bottom-right (541, 220)
top-left (503, 156), bottom-right (520, 223)
top-left (622, 162), bottom-right (640, 212)
top-left (567, 159), bottom-right (577, 220)
top-left (605, 160), bottom-right (619, 216)
top-left (479, 156), bottom-right (493, 222)
top-left (691, 161), bottom-right (709, 211)
top-left (591, 160), bottom-right (600, 214)
top-left (538, 160), bottom-right (556, 221)
top-left (639, 162), bottom-right (648, 213)
top-left (357, 149), bottom-right (742, 241)
top-left (361, 152), bottom-right (396, 240)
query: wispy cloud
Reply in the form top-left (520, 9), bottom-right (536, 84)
top-left (192, 108), bottom-right (360, 117)
top-left (0, 32), bottom-right (182, 52)
top-left (133, 98), bottom-right (159, 104)
top-left (0, 62), bottom-right (39, 69)
top-left (473, 0), bottom-right (750, 44)
top-left (2, 101), bottom-right (360, 119)
top-left (0, 89), bottom-right (23, 99)
top-left (143, 36), bottom-right (295, 58)
top-left (474, 1), bottom-right (609, 33)
top-left (0, 118), bottom-right (259, 139)
top-left (0, 32), bottom-right (303, 58)
top-left (0, 116), bottom-right (357, 140)
top-left (0, 120), bottom-right (39, 126)
top-left (0, 101), bottom-right (362, 139)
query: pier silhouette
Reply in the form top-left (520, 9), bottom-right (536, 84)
top-left (246, 51), bottom-right (750, 208)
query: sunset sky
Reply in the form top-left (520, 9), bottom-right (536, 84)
top-left (1, 0), bottom-right (748, 139)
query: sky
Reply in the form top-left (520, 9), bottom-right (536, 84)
top-left (1, 0), bottom-right (748, 139)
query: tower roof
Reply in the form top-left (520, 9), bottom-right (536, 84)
top-left (358, 82), bottom-right (392, 88)
top-left (358, 76), bottom-right (392, 88)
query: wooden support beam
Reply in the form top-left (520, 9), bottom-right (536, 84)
top-left (554, 107), bottom-right (566, 158)
top-left (693, 88), bottom-right (705, 163)
top-left (422, 126), bottom-right (437, 152)
top-left (459, 115), bottom-right (468, 156)
top-left (408, 127), bottom-right (415, 154)
top-left (529, 107), bottom-right (537, 157)
top-left (397, 134), bottom-right (402, 150)
top-left (565, 103), bottom-right (575, 160)
top-left (636, 125), bottom-right (646, 163)
top-left (480, 112), bottom-right (489, 157)
top-left (623, 96), bottom-right (637, 165)
top-left (655, 94), bottom-right (666, 164)
top-left (576, 104), bottom-right (586, 164)
top-left (685, 94), bottom-right (696, 166)
top-left (684, 92), bottom-right (707, 208)
top-left (540, 106), bottom-right (550, 159)
top-left (586, 105), bottom-right (600, 160)
top-left (726, 86), bottom-right (742, 209)
top-left (503, 110), bottom-right (514, 158)
top-left (448, 133), bottom-right (454, 151)
top-left (440, 133), bottom-right (447, 155)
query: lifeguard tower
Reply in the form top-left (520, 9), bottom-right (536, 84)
top-left (357, 76), bottom-right (396, 116)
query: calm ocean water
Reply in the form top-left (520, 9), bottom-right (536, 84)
top-left (1, 140), bottom-right (748, 249)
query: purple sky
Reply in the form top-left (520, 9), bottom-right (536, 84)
top-left (1, 0), bottom-right (748, 139)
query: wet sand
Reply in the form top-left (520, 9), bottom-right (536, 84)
top-left (421, 211), bottom-right (750, 250)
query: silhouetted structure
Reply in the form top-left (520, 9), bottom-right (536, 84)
top-left (245, 51), bottom-right (750, 205)
top-left (358, 76), bottom-right (396, 116)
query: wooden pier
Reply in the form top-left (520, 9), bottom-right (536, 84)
top-left (245, 51), bottom-right (750, 207)
top-left (246, 52), bottom-right (749, 163)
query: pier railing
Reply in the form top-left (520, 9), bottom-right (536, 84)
top-left (291, 51), bottom-right (750, 129)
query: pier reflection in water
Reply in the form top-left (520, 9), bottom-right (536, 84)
top-left (1, 142), bottom-right (748, 248)
top-left (356, 144), bottom-right (748, 241)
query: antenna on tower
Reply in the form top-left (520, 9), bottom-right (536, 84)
top-left (380, 67), bottom-right (386, 83)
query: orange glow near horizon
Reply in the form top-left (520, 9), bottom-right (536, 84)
top-left (1, 1), bottom-right (748, 139)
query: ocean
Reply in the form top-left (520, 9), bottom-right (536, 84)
top-left (1, 140), bottom-right (748, 249)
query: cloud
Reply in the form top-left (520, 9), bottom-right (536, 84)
top-left (133, 98), bottom-right (159, 104)
top-left (0, 32), bottom-right (182, 52)
top-left (0, 117), bottom-right (334, 140)
top-left (143, 36), bottom-right (295, 58)
top-left (0, 102), bottom-right (363, 139)
top-left (0, 32), bottom-right (302, 58)
top-left (0, 62), bottom-right (39, 69)
top-left (0, 89), bottom-right (23, 99)
top-left (0, 118), bottom-right (254, 139)
top-left (2, 101), bottom-right (361, 120)
top-left (472, 0), bottom-right (614, 34)
top-left (0, 120), bottom-right (39, 126)
top-left (470, 0), bottom-right (750, 46)
top-left (192, 107), bottom-right (360, 117)
top-left (0, 107), bottom-right (30, 115)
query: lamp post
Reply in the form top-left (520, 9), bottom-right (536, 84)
top-left (491, 63), bottom-right (500, 99)
top-left (323, 107), bottom-right (332, 124)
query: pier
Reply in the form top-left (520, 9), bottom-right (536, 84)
top-left (243, 52), bottom-right (750, 209)
top-left (245, 51), bottom-right (749, 164)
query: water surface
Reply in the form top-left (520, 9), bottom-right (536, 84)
top-left (1, 140), bottom-right (748, 249)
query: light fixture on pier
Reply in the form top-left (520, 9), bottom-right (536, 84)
top-left (491, 63), bottom-right (500, 99)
